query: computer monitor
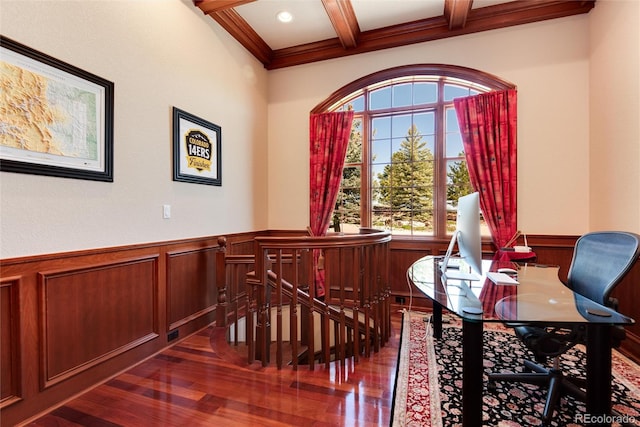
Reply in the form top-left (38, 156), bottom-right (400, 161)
top-left (441, 191), bottom-right (483, 280)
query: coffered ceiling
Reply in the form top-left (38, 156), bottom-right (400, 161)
top-left (193, 0), bottom-right (596, 70)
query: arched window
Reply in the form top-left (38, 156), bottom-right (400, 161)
top-left (312, 64), bottom-right (515, 239)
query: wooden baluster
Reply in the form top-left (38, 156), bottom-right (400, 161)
top-left (290, 249), bottom-right (299, 370)
top-left (371, 243), bottom-right (380, 351)
top-left (362, 245), bottom-right (371, 358)
top-left (275, 250), bottom-right (283, 369)
top-left (231, 259), bottom-right (241, 347)
top-left (321, 249), bottom-right (331, 368)
top-left (253, 245), bottom-right (271, 366)
top-left (322, 303), bottom-right (330, 368)
top-left (337, 247), bottom-right (346, 365)
top-left (215, 236), bottom-right (228, 328)
top-left (262, 255), bottom-right (272, 367)
top-left (382, 241), bottom-right (391, 344)
top-left (352, 245), bottom-right (361, 362)
top-left (370, 244), bottom-right (380, 349)
top-left (247, 274), bottom-right (256, 364)
top-left (307, 249), bottom-right (315, 369)
top-left (366, 244), bottom-right (376, 353)
top-left (299, 250), bottom-right (310, 352)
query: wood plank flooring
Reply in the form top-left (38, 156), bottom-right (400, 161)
top-left (24, 312), bottom-right (404, 427)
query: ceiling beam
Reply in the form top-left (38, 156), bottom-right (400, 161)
top-left (444, 0), bottom-right (473, 30)
top-left (193, 0), bottom-right (256, 15)
top-left (201, 8), bottom-right (273, 65)
top-left (321, 0), bottom-right (360, 49)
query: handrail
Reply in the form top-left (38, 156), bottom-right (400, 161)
top-left (253, 228), bottom-right (391, 249)
top-left (265, 270), bottom-right (381, 362)
top-left (247, 229), bottom-right (391, 369)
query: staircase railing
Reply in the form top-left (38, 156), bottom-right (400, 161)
top-left (246, 228), bottom-right (391, 369)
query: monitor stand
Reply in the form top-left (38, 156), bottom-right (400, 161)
top-left (440, 231), bottom-right (480, 281)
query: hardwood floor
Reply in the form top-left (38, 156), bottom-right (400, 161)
top-left (25, 313), bottom-right (403, 427)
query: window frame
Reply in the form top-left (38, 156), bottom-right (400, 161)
top-left (312, 65), bottom-right (515, 240)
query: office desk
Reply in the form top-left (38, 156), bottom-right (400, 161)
top-left (407, 256), bottom-right (635, 427)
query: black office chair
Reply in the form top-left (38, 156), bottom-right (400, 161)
top-left (488, 231), bottom-right (640, 425)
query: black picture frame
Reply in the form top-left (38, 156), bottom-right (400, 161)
top-left (172, 107), bottom-right (222, 186)
top-left (0, 36), bottom-right (114, 182)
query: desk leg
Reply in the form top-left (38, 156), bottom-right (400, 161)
top-left (432, 302), bottom-right (442, 339)
top-left (586, 323), bottom-right (612, 427)
top-left (462, 319), bottom-right (483, 427)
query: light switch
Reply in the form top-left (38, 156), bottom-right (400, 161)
top-left (163, 204), bottom-right (171, 219)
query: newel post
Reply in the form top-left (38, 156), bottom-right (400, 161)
top-left (215, 236), bottom-right (228, 327)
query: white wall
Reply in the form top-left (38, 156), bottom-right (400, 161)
top-left (589, 0), bottom-right (640, 233)
top-left (0, 0), bottom-right (269, 258)
top-left (267, 15), bottom-right (592, 236)
top-left (2, 1), bottom-right (637, 260)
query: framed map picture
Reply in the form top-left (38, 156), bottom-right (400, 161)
top-left (172, 107), bottom-right (221, 186)
top-left (0, 36), bottom-right (114, 181)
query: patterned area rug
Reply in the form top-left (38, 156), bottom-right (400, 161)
top-left (391, 311), bottom-right (640, 426)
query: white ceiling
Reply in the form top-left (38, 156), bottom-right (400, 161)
top-left (234, 0), bottom-right (512, 50)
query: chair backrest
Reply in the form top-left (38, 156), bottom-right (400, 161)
top-left (567, 231), bottom-right (640, 307)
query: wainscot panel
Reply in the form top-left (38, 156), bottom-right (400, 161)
top-left (1, 276), bottom-right (21, 408)
top-left (40, 256), bottom-right (159, 388)
top-left (167, 247), bottom-right (217, 330)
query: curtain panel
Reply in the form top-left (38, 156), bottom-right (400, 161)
top-left (309, 111), bottom-right (354, 297)
top-left (453, 89), bottom-right (518, 249)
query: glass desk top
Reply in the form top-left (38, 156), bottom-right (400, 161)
top-left (407, 256), bottom-right (634, 326)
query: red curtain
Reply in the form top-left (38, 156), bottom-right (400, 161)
top-left (453, 89), bottom-right (518, 249)
top-left (309, 111), bottom-right (354, 298)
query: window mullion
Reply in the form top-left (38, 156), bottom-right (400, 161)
top-left (362, 111), bottom-right (372, 227)
top-left (433, 79), bottom-right (447, 239)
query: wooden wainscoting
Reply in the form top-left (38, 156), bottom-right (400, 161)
top-left (0, 232), bottom-right (258, 427)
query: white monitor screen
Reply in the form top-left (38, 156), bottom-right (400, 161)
top-left (455, 192), bottom-right (483, 276)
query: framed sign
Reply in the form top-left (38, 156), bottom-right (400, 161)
top-left (0, 36), bottom-right (114, 181)
top-left (172, 107), bottom-right (221, 186)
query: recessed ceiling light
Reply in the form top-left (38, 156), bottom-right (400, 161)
top-left (276, 10), bottom-right (293, 23)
